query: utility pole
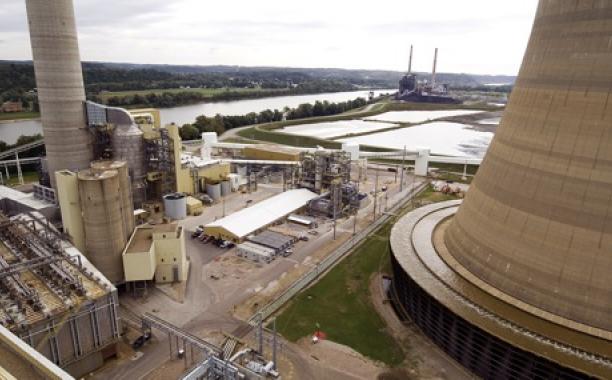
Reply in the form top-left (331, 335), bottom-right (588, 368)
top-left (400, 145), bottom-right (406, 192)
top-left (272, 318), bottom-right (278, 370)
top-left (372, 167), bottom-right (379, 222)
top-left (332, 183), bottom-right (338, 240)
top-left (258, 312), bottom-right (263, 354)
top-left (16, 152), bottom-right (23, 185)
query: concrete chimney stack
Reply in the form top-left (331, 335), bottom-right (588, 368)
top-left (26, 0), bottom-right (93, 189)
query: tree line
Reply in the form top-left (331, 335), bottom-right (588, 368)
top-left (178, 97), bottom-right (368, 140)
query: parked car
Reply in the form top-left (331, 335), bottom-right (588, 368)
top-left (191, 231), bottom-right (202, 239)
top-left (299, 235), bottom-right (309, 241)
top-left (219, 240), bottom-right (235, 249)
top-left (282, 248), bottom-right (293, 257)
top-left (308, 230), bottom-right (319, 236)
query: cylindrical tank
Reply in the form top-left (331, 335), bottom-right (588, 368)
top-left (112, 122), bottom-right (146, 207)
top-left (78, 169), bottom-right (126, 284)
top-left (90, 160), bottom-right (135, 239)
top-left (26, 0), bottom-right (93, 189)
top-left (163, 193), bottom-right (187, 220)
top-left (220, 180), bottom-right (231, 196)
top-left (206, 183), bottom-right (221, 201)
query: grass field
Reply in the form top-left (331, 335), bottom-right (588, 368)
top-left (274, 185), bottom-right (457, 367)
top-left (0, 111), bottom-right (40, 121)
top-left (5, 171), bottom-right (39, 186)
top-left (97, 87), bottom-right (286, 101)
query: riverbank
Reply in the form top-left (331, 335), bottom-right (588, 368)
top-left (0, 112), bottom-right (40, 123)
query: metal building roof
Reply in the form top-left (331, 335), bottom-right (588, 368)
top-left (247, 230), bottom-right (294, 251)
top-left (205, 189), bottom-right (318, 239)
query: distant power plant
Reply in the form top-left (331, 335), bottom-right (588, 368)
top-left (396, 46), bottom-right (459, 104)
top-left (390, 2), bottom-right (612, 379)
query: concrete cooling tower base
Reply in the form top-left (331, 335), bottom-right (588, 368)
top-left (389, 201), bottom-right (611, 379)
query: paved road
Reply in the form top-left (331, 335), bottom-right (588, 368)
top-left (94, 172), bottom-right (421, 379)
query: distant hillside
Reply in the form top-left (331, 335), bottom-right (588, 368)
top-left (1, 60), bottom-right (515, 106)
top-left (91, 61), bottom-right (516, 87)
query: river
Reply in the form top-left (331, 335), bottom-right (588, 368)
top-left (0, 89), bottom-right (395, 144)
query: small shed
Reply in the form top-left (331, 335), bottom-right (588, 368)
top-left (236, 242), bottom-right (275, 264)
top-left (186, 196), bottom-right (203, 216)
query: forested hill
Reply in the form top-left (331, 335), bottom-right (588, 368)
top-left (0, 60), bottom-right (515, 107)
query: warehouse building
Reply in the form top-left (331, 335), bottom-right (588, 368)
top-left (204, 189), bottom-right (318, 242)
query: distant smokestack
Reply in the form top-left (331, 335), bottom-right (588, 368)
top-left (408, 45), bottom-right (413, 74)
top-left (431, 48), bottom-right (438, 87)
top-left (26, 0), bottom-right (93, 189)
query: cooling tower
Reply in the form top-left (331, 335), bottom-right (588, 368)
top-left (90, 160), bottom-right (135, 240)
top-left (78, 169), bottom-right (127, 284)
top-left (26, 0), bottom-right (93, 189)
top-left (445, 1), bottom-right (612, 337)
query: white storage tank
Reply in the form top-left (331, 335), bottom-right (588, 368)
top-left (342, 142), bottom-right (360, 161)
top-left (163, 193), bottom-right (187, 220)
top-left (206, 183), bottom-right (221, 201)
top-left (220, 180), bottom-right (231, 196)
top-left (227, 174), bottom-right (240, 191)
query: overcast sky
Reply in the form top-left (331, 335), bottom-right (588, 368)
top-left (1, 1), bottom-right (537, 76)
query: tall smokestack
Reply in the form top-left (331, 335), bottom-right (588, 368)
top-left (408, 45), bottom-right (413, 74)
top-left (26, 0), bottom-right (93, 189)
top-left (431, 47), bottom-right (438, 87)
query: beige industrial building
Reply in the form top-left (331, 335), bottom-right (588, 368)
top-left (243, 144), bottom-right (302, 162)
top-left (122, 223), bottom-right (188, 284)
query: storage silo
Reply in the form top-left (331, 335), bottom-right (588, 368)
top-left (111, 111), bottom-right (146, 208)
top-left (90, 160), bottom-right (135, 239)
top-left (163, 193), bottom-right (187, 220)
top-left (220, 180), bottom-right (231, 196)
top-left (206, 183), bottom-right (221, 201)
top-left (78, 169), bottom-right (127, 284)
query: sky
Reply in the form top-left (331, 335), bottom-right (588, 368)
top-left (0, 0), bottom-right (538, 76)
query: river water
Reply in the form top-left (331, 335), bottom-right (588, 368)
top-left (0, 89), bottom-right (395, 144)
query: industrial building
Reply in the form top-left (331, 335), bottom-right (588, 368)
top-left (0, 324), bottom-right (73, 380)
top-left (56, 160), bottom-right (134, 285)
top-left (0, 211), bottom-right (120, 378)
top-left (122, 223), bottom-right (188, 284)
top-left (204, 189), bottom-right (318, 242)
top-left (389, 2), bottom-right (612, 379)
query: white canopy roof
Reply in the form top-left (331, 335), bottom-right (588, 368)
top-left (206, 189), bottom-right (318, 238)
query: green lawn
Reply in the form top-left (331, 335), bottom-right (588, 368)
top-left (5, 171), bottom-right (39, 186)
top-left (0, 111), bottom-right (40, 121)
top-left (274, 185), bottom-right (457, 367)
top-left (98, 87), bottom-right (286, 101)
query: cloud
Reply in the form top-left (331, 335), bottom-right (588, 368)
top-left (0, 0), bottom-right (538, 75)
